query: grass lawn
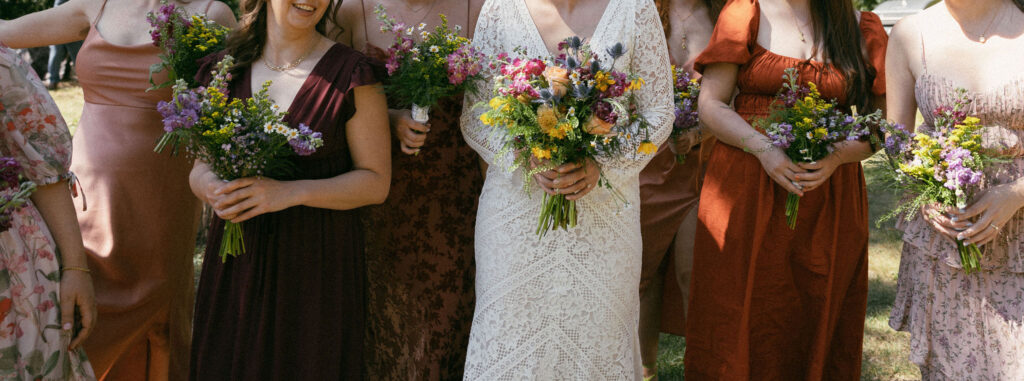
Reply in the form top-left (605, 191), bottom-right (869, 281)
top-left (48, 84), bottom-right (921, 380)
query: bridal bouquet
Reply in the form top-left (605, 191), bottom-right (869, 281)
top-left (146, 1), bottom-right (230, 90)
top-left (754, 68), bottom-right (873, 229)
top-left (479, 37), bottom-right (650, 236)
top-left (155, 56), bottom-right (324, 260)
top-left (374, 4), bottom-right (485, 123)
top-left (670, 66), bottom-right (701, 163)
top-left (0, 157), bottom-right (36, 233)
top-left (875, 89), bottom-right (999, 273)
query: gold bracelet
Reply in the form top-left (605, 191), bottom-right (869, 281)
top-left (62, 266), bottom-right (91, 274)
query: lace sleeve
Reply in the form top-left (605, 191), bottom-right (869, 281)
top-left (595, 0), bottom-right (673, 174)
top-left (460, 0), bottom-right (509, 168)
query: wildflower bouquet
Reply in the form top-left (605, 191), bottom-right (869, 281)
top-left (155, 56), bottom-right (324, 260)
top-left (670, 66), bottom-right (701, 163)
top-left (875, 89), bottom-right (997, 273)
top-left (146, 1), bottom-right (230, 90)
top-left (754, 68), bottom-right (873, 229)
top-left (374, 4), bottom-right (485, 123)
top-left (0, 157), bottom-right (36, 233)
top-left (479, 37), bottom-right (650, 236)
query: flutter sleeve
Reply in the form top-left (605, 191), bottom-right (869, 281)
top-left (859, 11), bottom-right (888, 96)
top-left (0, 46), bottom-right (73, 186)
top-left (693, 0), bottom-right (759, 74)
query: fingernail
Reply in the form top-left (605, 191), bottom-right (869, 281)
top-left (958, 233), bottom-right (965, 240)
top-left (951, 216), bottom-right (958, 222)
top-left (63, 323), bottom-right (72, 331)
top-left (966, 222), bottom-right (973, 227)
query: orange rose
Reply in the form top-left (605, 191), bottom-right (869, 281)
top-left (542, 66), bottom-right (570, 97)
top-left (583, 116), bottom-right (613, 136)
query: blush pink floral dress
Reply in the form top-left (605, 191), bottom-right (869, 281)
top-left (889, 32), bottom-right (1024, 380)
top-left (0, 46), bottom-right (96, 380)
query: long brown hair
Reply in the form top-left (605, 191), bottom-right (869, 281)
top-left (655, 0), bottom-right (725, 38)
top-left (1015, 0), bottom-right (1024, 13)
top-left (808, 1), bottom-right (874, 111)
top-left (223, 0), bottom-right (344, 74)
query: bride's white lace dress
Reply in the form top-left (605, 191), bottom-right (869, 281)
top-left (459, 0), bottom-right (673, 379)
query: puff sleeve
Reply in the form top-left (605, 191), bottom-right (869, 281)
top-left (694, 0), bottom-right (760, 73)
top-left (0, 46), bottom-right (73, 186)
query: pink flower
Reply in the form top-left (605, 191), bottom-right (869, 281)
top-left (37, 300), bottom-right (54, 313)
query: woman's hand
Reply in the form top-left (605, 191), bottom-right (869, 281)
top-left (951, 183), bottom-right (1024, 246)
top-left (793, 154), bottom-right (842, 192)
top-left (669, 129), bottom-right (701, 158)
top-left (920, 203), bottom-right (969, 241)
top-left (211, 177), bottom-right (297, 223)
top-left (754, 145), bottom-right (806, 196)
top-left (60, 270), bottom-right (95, 350)
top-left (390, 109), bottom-right (429, 155)
top-left (531, 158), bottom-right (600, 201)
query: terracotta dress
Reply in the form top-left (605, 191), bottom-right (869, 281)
top-left (683, 1), bottom-right (887, 379)
top-left (188, 44), bottom-right (380, 381)
top-left (0, 45), bottom-right (96, 381)
top-left (359, 32), bottom-right (483, 381)
top-left (888, 27), bottom-right (1024, 380)
top-left (73, 1), bottom-right (206, 379)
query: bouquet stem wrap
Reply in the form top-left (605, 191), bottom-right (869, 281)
top-left (411, 104), bottom-right (430, 124)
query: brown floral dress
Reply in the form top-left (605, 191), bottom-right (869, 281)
top-left (362, 45), bottom-right (484, 381)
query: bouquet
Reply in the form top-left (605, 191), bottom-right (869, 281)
top-left (0, 157), bottom-right (36, 233)
top-left (670, 66), bottom-right (701, 163)
top-left (875, 89), bottom-right (998, 273)
top-left (754, 68), bottom-right (873, 229)
top-left (146, 1), bottom-right (230, 90)
top-left (478, 37), bottom-right (652, 237)
top-left (155, 56), bottom-right (324, 260)
top-left (374, 4), bottom-right (485, 123)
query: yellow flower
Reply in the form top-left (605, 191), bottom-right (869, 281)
top-left (488, 97), bottom-right (504, 110)
top-left (480, 113), bottom-right (494, 125)
top-left (537, 105), bottom-right (558, 134)
top-left (813, 127), bottom-right (827, 139)
top-left (628, 77), bottom-right (645, 91)
top-left (593, 71), bottom-right (616, 92)
top-left (531, 147), bottom-right (552, 160)
top-left (637, 141), bottom-right (658, 155)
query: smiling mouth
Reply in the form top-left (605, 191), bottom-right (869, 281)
top-left (292, 3), bottom-right (315, 12)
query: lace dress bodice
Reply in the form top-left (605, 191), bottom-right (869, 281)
top-left (459, 0), bottom-right (672, 379)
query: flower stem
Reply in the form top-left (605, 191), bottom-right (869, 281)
top-left (219, 221), bottom-right (246, 261)
top-left (785, 192), bottom-right (800, 229)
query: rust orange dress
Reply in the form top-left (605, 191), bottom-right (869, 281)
top-left (683, 1), bottom-right (887, 380)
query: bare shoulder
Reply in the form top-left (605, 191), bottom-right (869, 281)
top-left (204, 1), bottom-right (238, 28)
top-left (889, 12), bottom-right (924, 51)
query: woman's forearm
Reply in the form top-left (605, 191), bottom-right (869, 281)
top-left (288, 168), bottom-right (390, 210)
top-left (699, 97), bottom-right (770, 155)
top-left (29, 180), bottom-right (88, 268)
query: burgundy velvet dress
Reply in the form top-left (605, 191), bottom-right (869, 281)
top-left (188, 44), bottom-right (381, 380)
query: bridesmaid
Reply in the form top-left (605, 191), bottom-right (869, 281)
top-left (886, 0), bottom-right (1024, 379)
top-left (334, 1), bottom-right (485, 379)
top-left (187, 0), bottom-right (390, 379)
top-left (0, 44), bottom-right (96, 381)
top-left (685, 0), bottom-right (886, 379)
top-left (0, 1), bottom-right (236, 379)
top-left (638, 1), bottom-right (720, 379)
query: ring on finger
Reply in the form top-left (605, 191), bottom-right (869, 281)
top-left (790, 180), bottom-right (803, 190)
top-left (991, 223), bottom-right (1001, 231)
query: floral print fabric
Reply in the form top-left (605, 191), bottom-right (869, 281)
top-left (0, 45), bottom-right (95, 380)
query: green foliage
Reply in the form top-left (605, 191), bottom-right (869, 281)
top-left (0, 0), bottom-right (48, 20)
top-left (854, 0), bottom-right (885, 11)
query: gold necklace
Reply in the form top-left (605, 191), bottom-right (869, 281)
top-left (976, 3), bottom-right (1004, 43)
top-left (263, 37), bottom-right (320, 72)
top-left (671, 1), bottom-right (697, 50)
top-left (785, 2), bottom-right (810, 43)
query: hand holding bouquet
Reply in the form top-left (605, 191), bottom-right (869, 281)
top-left (875, 89), bottom-right (1000, 273)
top-left (0, 157), bottom-right (36, 233)
top-left (478, 37), bottom-right (651, 237)
top-left (374, 4), bottom-right (485, 123)
top-left (755, 68), bottom-right (873, 229)
top-left (155, 56), bottom-right (324, 260)
top-left (146, 1), bottom-right (230, 90)
top-left (670, 66), bottom-right (701, 163)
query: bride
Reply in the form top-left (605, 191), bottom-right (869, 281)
top-left (460, 0), bottom-right (672, 378)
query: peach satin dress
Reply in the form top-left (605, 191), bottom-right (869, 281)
top-left (72, 1), bottom-right (204, 379)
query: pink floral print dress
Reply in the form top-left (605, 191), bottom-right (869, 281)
top-left (0, 45), bottom-right (96, 380)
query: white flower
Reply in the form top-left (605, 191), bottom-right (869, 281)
top-left (411, 47), bottom-right (420, 54)
top-left (417, 22), bottom-right (426, 30)
top-left (569, 72), bottom-right (580, 81)
top-left (420, 31), bottom-right (429, 40)
top-left (429, 45), bottom-right (439, 53)
top-left (263, 123), bottom-right (274, 133)
top-left (287, 129), bottom-right (299, 140)
top-left (406, 27), bottom-right (414, 35)
top-left (412, 56), bottom-right (421, 62)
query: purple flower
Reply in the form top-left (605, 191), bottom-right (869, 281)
top-left (941, 147), bottom-right (982, 192)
